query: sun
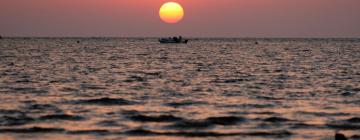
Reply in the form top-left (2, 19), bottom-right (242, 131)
top-left (159, 2), bottom-right (184, 24)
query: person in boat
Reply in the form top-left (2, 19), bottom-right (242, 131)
top-left (173, 37), bottom-right (179, 42)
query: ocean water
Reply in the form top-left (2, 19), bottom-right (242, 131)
top-left (0, 38), bottom-right (360, 140)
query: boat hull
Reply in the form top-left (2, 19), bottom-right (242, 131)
top-left (159, 39), bottom-right (188, 44)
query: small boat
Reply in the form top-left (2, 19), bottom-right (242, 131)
top-left (159, 37), bottom-right (188, 44)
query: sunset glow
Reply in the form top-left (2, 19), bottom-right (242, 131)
top-left (1, 0), bottom-right (360, 140)
top-left (159, 2), bottom-right (184, 24)
top-left (1, 0), bottom-right (359, 37)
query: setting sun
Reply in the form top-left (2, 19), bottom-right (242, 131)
top-left (159, 2), bottom-right (184, 24)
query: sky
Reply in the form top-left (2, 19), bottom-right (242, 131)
top-left (1, 0), bottom-right (360, 38)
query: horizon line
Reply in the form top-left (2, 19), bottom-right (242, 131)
top-left (1, 36), bottom-right (360, 39)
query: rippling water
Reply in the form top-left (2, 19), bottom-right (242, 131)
top-left (0, 38), bottom-right (360, 140)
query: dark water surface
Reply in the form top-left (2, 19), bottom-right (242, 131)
top-left (0, 38), bottom-right (360, 140)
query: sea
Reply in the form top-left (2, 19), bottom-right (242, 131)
top-left (0, 38), bottom-right (359, 140)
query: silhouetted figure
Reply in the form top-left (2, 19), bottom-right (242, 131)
top-left (173, 37), bottom-right (179, 42)
top-left (184, 39), bottom-right (188, 44)
top-left (335, 132), bottom-right (348, 140)
top-left (77, 40), bottom-right (80, 44)
top-left (179, 36), bottom-right (182, 41)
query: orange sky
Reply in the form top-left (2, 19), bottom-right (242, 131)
top-left (0, 0), bottom-right (359, 37)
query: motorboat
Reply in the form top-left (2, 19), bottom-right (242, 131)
top-left (159, 37), bottom-right (188, 44)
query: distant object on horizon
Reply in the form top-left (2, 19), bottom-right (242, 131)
top-left (0, 35), bottom-right (3, 39)
top-left (335, 132), bottom-right (348, 140)
top-left (77, 40), bottom-right (80, 44)
top-left (159, 36), bottom-right (188, 44)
